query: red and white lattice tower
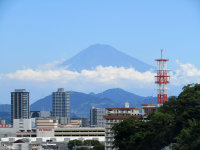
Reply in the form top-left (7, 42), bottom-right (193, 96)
top-left (155, 49), bottom-right (170, 105)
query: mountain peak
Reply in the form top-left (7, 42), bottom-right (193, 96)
top-left (61, 44), bottom-right (153, 72)
top-left (87, 43), bottom-right (114, 49)
top-left (101, 88), bottom-right (127, 93)
top-left (96, 88), bottom-right (143, 103)
top-left (84, 44), bottom-right (121, 52)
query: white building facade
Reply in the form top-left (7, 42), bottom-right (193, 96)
top-left (90, 107), bottom-right (105, 127)
top-left (52, 88), bottom-right (70, 124)
top-left (104, 105), bottom-right (142, 150)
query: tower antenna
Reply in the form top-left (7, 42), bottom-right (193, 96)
top-left (155, 49), bottom-right (170, 105)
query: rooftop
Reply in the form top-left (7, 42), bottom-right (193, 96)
top-left (141, 104), bottom-right (157, 106)
top-left (106, 107), bottom-right (140, 110)
top-left (104, 115), bottom-right (142, 119)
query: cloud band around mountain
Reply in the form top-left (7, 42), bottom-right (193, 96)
top-left (1, 60), bottom-right (200, 87)
top-left (4, 66), bottom-right (155, 85)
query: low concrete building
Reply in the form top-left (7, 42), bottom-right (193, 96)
top-left (0, 127), bottom-right (15, 138)
top-left (36, 118), bottom-right (58, 137)
top-left (142, 104), bottom-right (157, 115)
top-left (80, 118), bottom-right (90, 127)
top-left (0, 119), bottom-right (32, 138)
top-left (11, 139), bottom-right (29, 150)
top-left (29, 142), bottom-right (42, 150)
top-left (30, 111), bottom-right (51, 118)
top-left (13, 119), bottom-right (32, 132)
top-left (70, 118), bottom-right (90, 127)
top-left (1, 128), bottom-right (105, 146)
top-left (0, 139), bottom-right (29, 150)
top-left (54, 127), bottom-right (105, 138)
top-left (16, 130), bottom-right (36, 137)
top-left (0, 138), bottom-right (68, 150)
top-left (61, 118), bottom-right (82, 128)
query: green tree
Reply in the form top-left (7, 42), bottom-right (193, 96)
top-left (68, 139), bottom-right (83, 150)
top-left (112, 83), bottom-right (200, 150)
top-left (76, 147), bottom-right (89, 150)
top-left (112, 116), bottom-right (149, 150)
top-left (93, 144), bottom-right (105, 150)
top-left (148, 112), bottom-right (175, 150)
top-left (83, 140), bottom-right (105, 150)
top-left (83, 140), bottom-right (101, 146)
top-left (174, 119), bottom-right (200, 150)
top-left (83, 140), bottom-right (104, 150)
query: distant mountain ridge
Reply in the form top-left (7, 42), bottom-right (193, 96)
top-left (0, 88), bottom-right (156, 121)
top-left (95, 88), bottom-right (144, 104)
top-left (30, 88), bottom-right (156, 118)
top-left (30, 91), bottom-right (115, 118)
top-left (0, 104), bottom-right (11, 124)
top-left (61, 44), bottom-right (153, 72)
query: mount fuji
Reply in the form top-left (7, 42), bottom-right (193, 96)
top-left (61, 44), bottom-right (153, 72)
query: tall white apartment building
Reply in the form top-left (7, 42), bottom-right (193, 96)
top-left (52, 88), bottom-right (70, 124)
top-left (11, 89), bottom-right (30, 125)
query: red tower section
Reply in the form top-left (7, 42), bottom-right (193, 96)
top-left (155, 49), bottom-right (170, 105)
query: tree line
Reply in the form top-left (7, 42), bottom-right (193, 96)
top-left (68, 139), bottom-right (104, 150)
top-left (112, 83), bottom-right (200, 150)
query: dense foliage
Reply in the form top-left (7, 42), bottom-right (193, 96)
top-left (68, 139), bottom-right (83, 150)
top-left (112, 83), bottom-right (200, 150)
top-left (68, 139), bottom-right (104, 150)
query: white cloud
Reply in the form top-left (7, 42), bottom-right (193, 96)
top-left (1, 60), bottom-right (200, 88)
top-left (170, 60), bottom-right (200, 85)
top-left (2, 66), bottom-right (155, 87)
top-left (81, 66), bottom-right (155, 84)
top-left (37, 59), bottom-right (66, 70)
top-left (6, 69), bottom-right (79, 82)
top-left (176, 60), bottom-right (200, 77)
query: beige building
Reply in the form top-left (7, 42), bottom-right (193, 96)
top-left (59, 118), bottom-right (82, 128)
top-left (36, 118), bottom-right (58, 137)
top-left (104, 103), bottom-right (142, 150)
top-left (142, 104), bottom-right (157, 115)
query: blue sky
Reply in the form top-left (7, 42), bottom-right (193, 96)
top-left (0, 0), bottom-right (200, 104)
